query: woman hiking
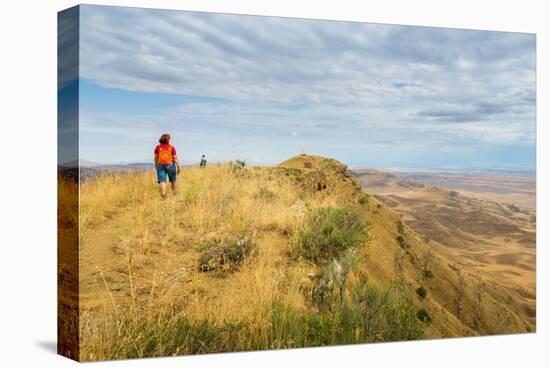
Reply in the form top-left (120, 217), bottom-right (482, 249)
top-left (154, 133), bottom-right (181, 199)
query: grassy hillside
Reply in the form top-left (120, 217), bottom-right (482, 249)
top-left (68, 154), bottom-right (532, 361)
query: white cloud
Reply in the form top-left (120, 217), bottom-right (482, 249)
top-left (77, 5), bottom-right (536, 167)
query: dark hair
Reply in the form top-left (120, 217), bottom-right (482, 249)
top-left (159, 133), bottom-right (171, 144)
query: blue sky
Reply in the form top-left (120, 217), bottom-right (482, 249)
top-left (77, 5), bottom-right (536, 169)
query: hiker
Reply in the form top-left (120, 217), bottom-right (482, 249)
top-left (200, 154), bottom-right (207, 168)
top-left (154, 133), bottom-right (181, 199)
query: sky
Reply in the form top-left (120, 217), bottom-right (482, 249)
top-left (75, 5), bottom-right (536, 169)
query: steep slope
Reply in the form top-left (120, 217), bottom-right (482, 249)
top-left (278, 158), bottom-right (534, 335)
top-left (352, 168), bottom-right (536, 335)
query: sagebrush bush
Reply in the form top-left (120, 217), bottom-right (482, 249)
top-left (198, 237), bottom-right (254, 272)
top-left (295, 207), bottom-right (366, 263)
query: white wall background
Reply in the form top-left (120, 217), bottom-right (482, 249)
top-left (0, 1), bottom-right (547, 366)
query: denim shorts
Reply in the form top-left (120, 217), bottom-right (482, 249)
top-left (156, 163), bottom-right (177, 183)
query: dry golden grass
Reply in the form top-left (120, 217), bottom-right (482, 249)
top-left (65, 155), bottom-right (534, 361)
top-left (78, 161), bottom-right (371, 360)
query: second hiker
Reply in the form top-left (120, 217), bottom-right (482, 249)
top-left (200, 154), bottom-right (207, 168)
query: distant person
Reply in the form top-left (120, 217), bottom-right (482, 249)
top-left (200, 154), bottom-right (207, 168)
top-left (154, 133), bottom-right (181, 199)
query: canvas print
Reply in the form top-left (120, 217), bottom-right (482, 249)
top-left (58, 5), bottom-right (536, 362)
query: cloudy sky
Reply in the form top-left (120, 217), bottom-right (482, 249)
top-left (77, 5), bottom-right (536, 169)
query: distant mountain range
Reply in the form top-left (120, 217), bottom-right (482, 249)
top-left (378, 167), bottom-right (536, 176)
top-left (59, 159), bottom-right (154, 169)
top-left (57, 160), bottom-right (154, 180)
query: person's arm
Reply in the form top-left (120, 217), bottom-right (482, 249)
top-left (173, 155), bottom-right (181, 173)
top-left (171, 146), bottom-right (181, 173)
top-left (153, 145), bottom-right (159, 165)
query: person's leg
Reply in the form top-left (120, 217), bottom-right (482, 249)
top-left (156, 165), bottom-right (168, 198)
top-left (168, 163), bottom-right (177, 194)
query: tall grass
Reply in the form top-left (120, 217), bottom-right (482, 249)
top-left (80, 281), bottom-right (424, 360)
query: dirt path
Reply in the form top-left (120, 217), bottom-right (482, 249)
top-left (79, 196), bottom-right (293, 320)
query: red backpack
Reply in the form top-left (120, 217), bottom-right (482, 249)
top-left (157, 145), bottom-right (173, 165)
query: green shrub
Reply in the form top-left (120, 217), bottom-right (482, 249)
top-left (295, 207), bottom-right (366, 263)
top-left (198, 237), bottom-right (254, 272)
top-left (416, 308), bottom-right (432, 324)
top-left (272, 282), bottom-right (425, 348)
top-left (416, 286), bottom-right (427, 299)
top-left (358, 195), bottom-right (369, 205)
